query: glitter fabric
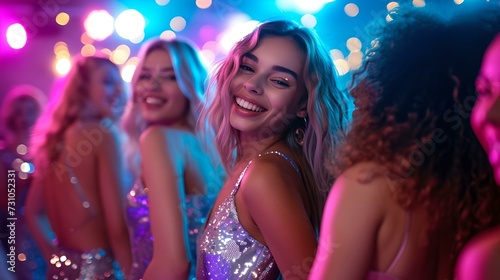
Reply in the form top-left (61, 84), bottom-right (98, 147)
top-left (197, 151), bottom-right (299, 280)
top-left (0, 146), bottom-right (47, 279)
top-left (126, 180), bottom-right (217, 280)
top-left (46, 247), bottom-right (123, 280)
top-left (126, 181), bottom-right (152, 279)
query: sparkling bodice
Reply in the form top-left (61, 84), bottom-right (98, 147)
top-left (197, 151), bottom-right (299, 280)
top-left (126, 181), bottom-right (217, 279)
top-left (126, 181), bottom-right (152, 279)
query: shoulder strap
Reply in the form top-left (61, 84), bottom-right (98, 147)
top-left (230, 150), bottom-right (301, 196)
top-left (260, 150), bottom-right (300, 175)
top-left (386, 211), bottom-right (411, 272)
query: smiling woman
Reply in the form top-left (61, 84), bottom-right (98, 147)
top-left (197, 19), bottom-right (348, 280)
top-left (456, 33), bottom-right (500, 280)
top-left (121, 38), bottom-right (224, 280)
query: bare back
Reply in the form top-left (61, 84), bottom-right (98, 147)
top-left (311, 162), bottom-right (454, 280)
top-left (375, 183), bottom-right (454, 279)
top-left (42, 121), bottom-right (119, 251)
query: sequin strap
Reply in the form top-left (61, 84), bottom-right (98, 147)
top-left (231, 150), bottom-right (301, 196)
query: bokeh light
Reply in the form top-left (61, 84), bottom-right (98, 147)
top-left (55, 57), bottom-right (71, 76)
top-left (81, 44), bottom-right (96, 56)
top-left (301, 14), bottom-right (317, 28)
top-left (196, 0), bottom-right (212, 9)
top-left (160, 30), bottom-right (176, 40)
top-left (347, 51), bottom-right (363, 70)
top-left (200, 49), bottom-right (216, 67)
top-left (80, 32), bottom-right (94, 45)
top-left (84, 10), bottom-right (114, 41)
top-left (387, 2), bottom-right (399, 11)
top-left (110, 44), bottom-right (131, 65)
top-left (330, 49), bottom-right (345, 60)
top-left (334, 59), bottom-right (350, 76)
top-left (156, 0), bottom-right (170, 5)
top-left (218, 16), bottom-right (259, 53)
top-left (55, 12), bottom-right (70, 26)
top-left (279, 0), bottom-right (335, 14)
top-left (199, 25), bottom-right (216, 41)
top-left (170, 16), bottom-right (187, 32)
top-left (345, 3), bottom-right (360, 17)
top-left (115, 9), bottom-right (145, 40)
top-left (129, 32), bottom-right (145, 44)
top-left (16, 144), bottom-right (27, 155)
top-left (121, 57), bottom-right (139, 82)
top-left (6, 23), bottom-right (27, 50)
top-left (413, 0), bottom-right (425, 7)
top-left (346, 37), bottom-right (362, 52)
top-left (54, 41), bottom-right (70, 58)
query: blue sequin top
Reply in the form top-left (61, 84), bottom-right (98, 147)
top-left (196, 151), bottom-right (299, 280)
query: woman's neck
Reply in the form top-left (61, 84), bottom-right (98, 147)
top-left (147, 119), bottom-right (193, 133)
top-left (237, 135), bottom-right (289, 163)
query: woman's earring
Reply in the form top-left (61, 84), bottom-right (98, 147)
top-left (295, 117), bottom-right (307, 146)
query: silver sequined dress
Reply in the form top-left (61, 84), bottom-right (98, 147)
top-left (47, 246), bottom-right (123, 280)
top-left (197, 151), bottom-right (299, 280)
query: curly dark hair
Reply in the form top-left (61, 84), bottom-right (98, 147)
top-left (331, 4), bottom-right (500, 262)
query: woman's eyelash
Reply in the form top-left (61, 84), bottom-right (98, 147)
top-left (272, 79), bottom-right (290, 87)
top-left (240, 65), bottom-right (254, 72)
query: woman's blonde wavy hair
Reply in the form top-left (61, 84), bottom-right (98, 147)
top-left (31, 55), bottom-right (118, 171)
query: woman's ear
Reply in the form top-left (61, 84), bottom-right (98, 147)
top-left (296, 108), bottom-right (307, 118)
top-left (296, 102), bottom-right (307, 118)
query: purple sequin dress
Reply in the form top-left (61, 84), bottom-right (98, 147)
top-left (126, 181), bottom-right (216, 279)
top-left (125, 181), bottom-right (151, 279)
top-left (126, 129), bottom-right (223, 279)
top-left (197, 151), bottom-right (299, 280)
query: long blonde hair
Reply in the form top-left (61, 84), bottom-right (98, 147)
top-left (31, 55), bottom-right (119, 170)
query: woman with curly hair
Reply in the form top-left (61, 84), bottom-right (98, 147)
top-left (25, 55), bottom-right (132, 279)
top-left (196, 20), bottom-right (348, 279)
top-left (310, 5), bottom-right (500, 280)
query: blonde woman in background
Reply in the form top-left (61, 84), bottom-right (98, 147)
top-left (26, 55), bottom-right (132, 279)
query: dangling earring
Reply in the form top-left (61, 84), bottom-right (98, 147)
top-left (295, 117), bottom-right (307, 146)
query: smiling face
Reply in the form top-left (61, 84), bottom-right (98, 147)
top-left (471, 35), bottom-right (500, 185)
top-left (87, 61), bottom-right (125, 120)
top-left (135, 48), bottom-right (190, 128)
top-left (229, 36), bottom-right (307, 142)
